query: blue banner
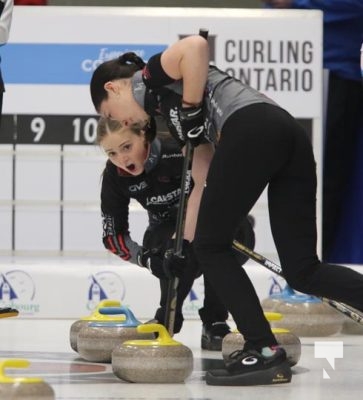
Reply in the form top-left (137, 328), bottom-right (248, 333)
top-left (0, 43), bottom-right (166, 84)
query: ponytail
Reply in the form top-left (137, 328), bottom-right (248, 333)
top-left (117, 52), bottom-right (146, 70)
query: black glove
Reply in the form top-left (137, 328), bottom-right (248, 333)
top-left (138, 248), bottom-right (166, 279)
top-left (179, 104), bottom-right (205, 147)
top-left (163, 239), bottom-right (191, 279)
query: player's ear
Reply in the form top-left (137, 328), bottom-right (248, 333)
top-left (104, 81), bottom-right (118, 94)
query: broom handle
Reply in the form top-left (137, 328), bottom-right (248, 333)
top-left (164, 28), bottom-right (209, 336)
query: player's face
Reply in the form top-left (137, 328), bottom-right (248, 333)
top-left (100, 80), bottom-right (149, 128)
top-left (100, 129), bottom-right (149, 176)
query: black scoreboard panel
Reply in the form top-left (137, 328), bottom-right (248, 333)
top-left (0, 115), bottom-right (99, 145)
top-left (0, 115), bottom-right (16, 143)
top-left (0, 114), bottom-right (313, 144)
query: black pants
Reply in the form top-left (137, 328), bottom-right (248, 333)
top-left (143, 220), bottom-right (229, 333)
top-left (323, 73), bottom-right (363, 260)
top-left (193, 103), bottom-right (363, 350)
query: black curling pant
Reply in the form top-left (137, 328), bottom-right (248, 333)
top-left (143, 219), bottom-right (228, 333)
top-left (193, 103), bottom-right (363, 350)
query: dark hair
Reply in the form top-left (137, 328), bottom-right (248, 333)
top-left (90, 52), bottom-right (146, 112)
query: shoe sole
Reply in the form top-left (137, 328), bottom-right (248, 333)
top-left (205, 361), bottom-right (292, 386)
top-left (201, 337), bottom-right (222, 351)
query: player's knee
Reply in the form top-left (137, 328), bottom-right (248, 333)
top-left (193, 241), bottom-right (231, 272)
top-left (283, 270), bottom-right (317, 295)
top-left (193, 240), bottom-right (213, 260)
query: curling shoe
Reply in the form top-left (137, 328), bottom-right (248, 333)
top-left (206, 346), bottom-right (292, 386)
top-left (201, 322), bottom-right (231, 351)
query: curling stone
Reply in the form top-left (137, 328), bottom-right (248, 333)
top-left (222, 312), bottom-right (301, 367)
top-left (69, 299), bottom-right (125, 352)
top-left (222, 327), bottom-right (301, 367)
top-left (0, 359), bottom-right (55, 400)
top-left (112, 323), bottom-right (193, 383)
top-left (77, 305), bottom-right (154, 363)
top-left (261, 284), bottom-right (344, 336)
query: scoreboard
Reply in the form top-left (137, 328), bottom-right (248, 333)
top-left (1, 115), bottom-right (99, 145)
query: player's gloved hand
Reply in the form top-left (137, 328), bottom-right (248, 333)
top-left (179, 104), bottom-right (205, 147)
top-left (138, 248), bottom-right (166, 279)
top-left (163, 239), bottom-right (191, 279)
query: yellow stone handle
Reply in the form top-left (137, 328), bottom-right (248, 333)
top-left (96, 300), bottom-right (121, 309)
top-left (232, 312), bottom-right (284, 333)
top-left (0, 359), bottom-right (44, 384)
top-left (264, 312), bottom-right (283, 321)
top-left (122, 323), bottom-right (182, 347)
top-left (272, 327), bottom-right (291, 334)
top-left (81, 299), bottom-right (125, 321)
top-left (139, 323), bottom-right (181, 345)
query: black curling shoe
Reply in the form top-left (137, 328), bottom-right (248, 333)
top-left (206, 347), bottom-right (292, 386)
top-left (201, 322), bottom-right (231, 351)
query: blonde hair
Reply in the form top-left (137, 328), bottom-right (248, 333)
top-left (96, 117), bottom-right (156, 145)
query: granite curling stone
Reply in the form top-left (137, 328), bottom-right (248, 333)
top-left (69, 299), bottom-right (124, 352)
top-left (0, 359), bottom-right (55, 400)
top-left (112, 323), bottom-right (193, 383)
top-left (222, 312), bottom-right (301, 367)
top-left (261, 285), bottom-right (344, 336)
top-left (341, 315), bottom-right (363, 335)
top-left (222, 327), bottom-right (301, 367)
top-left (77, 305), bottom-right (154, 363)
